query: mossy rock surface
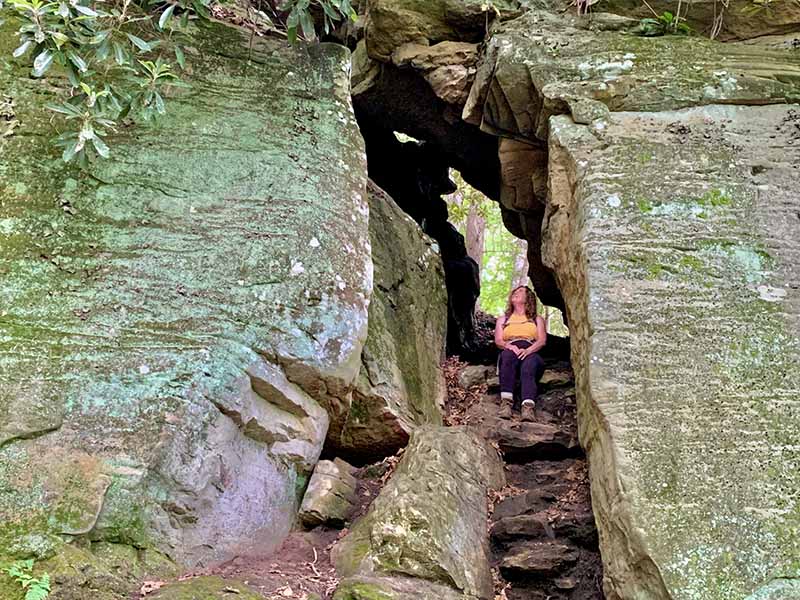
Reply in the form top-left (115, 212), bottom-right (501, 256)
top-left (595, 0), bottom-right (800, 42)
top-left (334, 575), bottom-right (471, 599)
top-left (334, 182), bottom-right (447, 460)
top-left (464, 9), bottom-right (800, 142)
top-left (332, 426), bottom-right (504, 599)
top-left (0, 9), bottom-right (369, 579)
top-left (542, 104), bottom-right (800, 599)
top-left (150, 576), bottom-right (262, 600)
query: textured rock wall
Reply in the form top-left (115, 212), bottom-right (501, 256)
top-left (0, 16), bottom-right (369, 570)
top-left (542, 105), bottom-right (800, 599)
top-left (332, 426), bottom-right (505, 599)
top-left (335, 183), bottom-right (447, 461)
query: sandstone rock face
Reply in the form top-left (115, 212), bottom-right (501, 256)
top-left (334, 183), bottom-right (447, 461)
top-left (0, 17), bottom-right (369, 570)
top-left (334, 575), bottom-right (469, 600)
top-left (463, 4), bottom-right (800, 313)
top-left (364, 0), bottom-right (520, 62)
top-left (596, 0), bottom-right (800, 41)
top-left (332, 426), bottom-right (505, 599)
top-left (299, 458), bottom-right (359, 528)
top-left (542, 105), bottom-right (800, 599)
top-left (150, 576), bottom-right (263, 599)
top-left (465, 10), bottom-right (800, 142)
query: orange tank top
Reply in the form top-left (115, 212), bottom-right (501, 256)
top-left (502, 313), bottom-right (538, 341)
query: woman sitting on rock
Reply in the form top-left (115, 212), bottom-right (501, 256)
top-left (494, 285), bottom-right (547, 421)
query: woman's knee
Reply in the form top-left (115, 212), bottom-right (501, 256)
top-left (521, 353), bottom-right (544, 372)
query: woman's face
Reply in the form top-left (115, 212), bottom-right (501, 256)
top-left (511, 288), bottom-right (527, 305)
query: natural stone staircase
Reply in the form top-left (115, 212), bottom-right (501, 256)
top-left (471, 367), bottom-right (604, 599)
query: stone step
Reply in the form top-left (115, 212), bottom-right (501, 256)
top-left (499, 541), bottom-right (580, 581)
top-left (491, 513), bottom-right (554, 544)
top-left (492, 508), bottom-right (599, 549)
top-left (492, 487), bottom-right (570, 520)
top-left (549, 509), bottom-right (600, 549)
top-left (491, 421), bottom-right (582, 463)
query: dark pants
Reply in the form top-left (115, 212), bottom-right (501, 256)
top-left (499, 340), bottom-right (545, 402)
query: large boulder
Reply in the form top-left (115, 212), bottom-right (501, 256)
top-left (542, 104), bottom-right (800, 599)
top-left (334, 575), bottom-right (470, 600)
top-left (464, 9), bottom-right (800, 142)
top-left (150, 576), bottom-right (263, 599)
top-left (332, 426), bottom-right (505, 599)
top-left (364, 0), bottom-right (521, 62)
top-left (0, 14), bottom-right (369, 575)
top-left (333, 183), bottom-right (447, 461)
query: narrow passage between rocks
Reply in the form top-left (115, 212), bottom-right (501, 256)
top-left (445, 356), bottom-right (605, 600)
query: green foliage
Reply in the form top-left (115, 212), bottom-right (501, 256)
top-left (2, 560), bottom-right (50, 600)
top-left (2, 0), bottom-right (359, 163)
top-left (280, 0), bottom-right (356, 43)
top-left (633, 11), bottom-right (692, 36)
top-left (2, 0), bottom-right (207, 164)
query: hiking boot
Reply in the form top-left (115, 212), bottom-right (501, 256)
top-left (520, 400), bottom-right (536, 422)
top-left (498, 395), bottom-right (514, 419)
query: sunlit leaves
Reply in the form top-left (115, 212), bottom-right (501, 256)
top-left (5, 0), bottom-right (201, 164)
top-left (281, 0), bottom-right (357, 42)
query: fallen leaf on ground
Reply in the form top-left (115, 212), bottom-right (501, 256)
top-left (139, 581), bottom-right (165, 597)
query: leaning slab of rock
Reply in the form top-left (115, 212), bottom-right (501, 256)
top-left (332, 426), bottom-right (505, 599)
top-left (542, 104), bottom-right (800, 599)
top-left (0, 15), bottom-right (369, 573)
top-left (299, 458), bottom-right (359, 528)
top-left (334, 183), bottom-right (447, 461)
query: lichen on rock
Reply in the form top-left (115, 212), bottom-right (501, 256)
top-left (332, 426), bottom-right (505, 599)
top-left (0, 12), bottom-right (370, 585)
top-left (542, 104), bottom-right (800, 600)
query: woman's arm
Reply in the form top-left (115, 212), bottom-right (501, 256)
top-left (494, 316), bottom-right (507, 350)
top-left (522, 315), bottom-right (548, 356)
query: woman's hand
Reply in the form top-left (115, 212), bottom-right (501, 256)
top-left (518, 346), bottom-right (536, 359)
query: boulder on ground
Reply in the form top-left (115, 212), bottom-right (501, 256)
top-left (0, 14), bottom-right (369, 575)
top-left (334, 575), bottom-right (469, 600)
top-left (332, 426), bottom-right (504, 599)
top-left (458, 365), bottom-right (496, 388)
top-left (299, 458), bottom-right (359, 528)
top-left (542, 104), bottom-right (800, 599)
top-left (150, 576), bottom-right (262, 600)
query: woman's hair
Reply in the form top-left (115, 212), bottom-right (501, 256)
top-left (504, 285), bottom-right (538, 320)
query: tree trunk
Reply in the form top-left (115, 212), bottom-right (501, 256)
top-left (511, 237), bottom-right (529, 289)
top-left (465, 202), bottom-right (486, 277)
